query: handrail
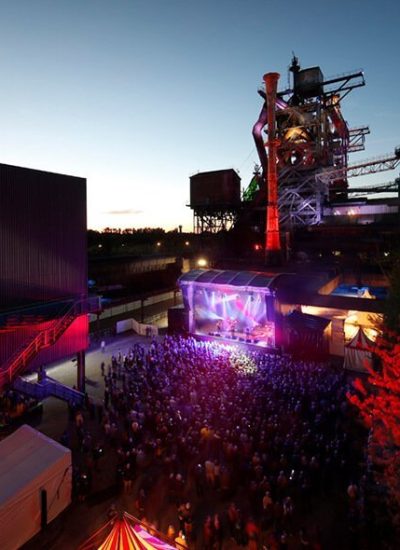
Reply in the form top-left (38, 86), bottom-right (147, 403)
top-left (0, 296), bottom-right (100, 388)
top-left (44, 376), bottom-right (84, 405)
top-left (13, 375), bottom-right (85, 405)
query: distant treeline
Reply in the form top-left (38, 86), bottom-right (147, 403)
top-left (88, 228), bottom-right (201, 257)
top-left (96, 227), bottom-right (167, 235)
top-left (87, 228), bottom-right (231, 260)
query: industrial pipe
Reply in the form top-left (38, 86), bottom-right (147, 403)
top-left (252, 105), bottom-right (269, 177)
top-left (253, 96), bottom-right (289, 178)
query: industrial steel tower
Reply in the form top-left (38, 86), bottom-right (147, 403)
top-left (188, 56), bottom-right (400, 254)
top-left (250, 56), bottom-right (368, 230)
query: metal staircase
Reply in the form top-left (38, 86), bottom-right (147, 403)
top-left (13, 374), bottom-right (85, 406)
top-left (0, 296), bottom-right (100, 389)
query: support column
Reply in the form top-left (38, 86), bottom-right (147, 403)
top-left (330, 317), bottom-right (345, 357)
top-left (77, 350), bottom-right (85, 393)
top-left (140, 297), bottom-right (145, 323)
top-left (187, 284), bottom-right (195, 334)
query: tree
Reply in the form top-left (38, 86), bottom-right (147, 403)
top-left (348, 332), bottom-right (400, 530)
top-left (348, 254), bottom-right (400, 533)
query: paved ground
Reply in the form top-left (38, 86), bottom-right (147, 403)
top-left (18, 333), bottom-right (364, 550)
top-left (23, 333), bottom-right (165, 549)
top-left (23, 334), bottom-right (261, 550)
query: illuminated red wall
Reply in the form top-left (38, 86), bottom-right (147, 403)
top-left (29, 315), bottom-right (88, 370)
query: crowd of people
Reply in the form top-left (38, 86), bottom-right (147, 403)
top-left (68, 335), bottom-right (372, 548)
top-left (0, 388), bottom-right (41, 428)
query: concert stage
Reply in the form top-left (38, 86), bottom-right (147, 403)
top-left (179, 269), bottom-right (277, 350)
top-left (202, 325), bottom-right (273, 348)
top-left (194, 333), bottom-right (280, 355)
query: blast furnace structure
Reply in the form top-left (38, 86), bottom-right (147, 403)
top-left (189, 56), bottom-right (400, 257)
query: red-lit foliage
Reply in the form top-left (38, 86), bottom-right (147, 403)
top-left (348, 330), bottom-right (400, 528)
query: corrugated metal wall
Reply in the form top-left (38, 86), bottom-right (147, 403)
top-left (0, 164), bottom-right (87, 308)
top-left (0, 164), bottom-right (88, 370)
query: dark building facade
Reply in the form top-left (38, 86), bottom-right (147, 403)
top-left (0, 164), bottom-right (90, 383)
top-left (0, 163), bottom-right (87, 308)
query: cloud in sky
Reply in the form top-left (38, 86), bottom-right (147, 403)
top-left (104, 209), bottom-right (143, 215)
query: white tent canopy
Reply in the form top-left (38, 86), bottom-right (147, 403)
top-left (0, 424), bottom-right (72, 550)
top-left (344, 327), bottom-right (375, 372)
top-left (357, 287), bottom-right (376, 299)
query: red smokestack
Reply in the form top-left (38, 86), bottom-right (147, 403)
top-left (263, 72), bottom-right (281, 264)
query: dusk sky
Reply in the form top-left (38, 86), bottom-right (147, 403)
top-left (0, 0), bottom-right (398, 231)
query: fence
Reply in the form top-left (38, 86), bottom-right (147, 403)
top-left (115, 317), bottom-right (159, 337)
top-left (88, 290), bottom-right (181, 323)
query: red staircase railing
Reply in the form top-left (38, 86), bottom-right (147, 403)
top-left (0, 297), bottom-right (100, 389)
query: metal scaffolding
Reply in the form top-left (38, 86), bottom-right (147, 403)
top-left (316, 148), bottom-right (400, 185)
top-left (192, 208), bottom-right (238, 233)
top-left (277, 148), bottom-right (400, 228)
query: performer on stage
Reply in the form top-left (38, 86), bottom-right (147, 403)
top-left (229, 318), bottom-right (237, 339)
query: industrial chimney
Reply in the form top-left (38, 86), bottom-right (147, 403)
top-left (263, 72), bottom-right (282, 265)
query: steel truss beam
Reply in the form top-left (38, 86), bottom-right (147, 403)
top-left (316, 149), bottom-right (400, 185)
top-left (278, 170), bottom-right (328, 229)
top-left (193, 209), bottom-right (238, 234)
top-left (348, 126), bottom-right (370, 153)
top-left (278, 149), bottom-right (400, 229)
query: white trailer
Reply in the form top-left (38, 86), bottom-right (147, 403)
top-left (0, 424), bottom-right (72, 550)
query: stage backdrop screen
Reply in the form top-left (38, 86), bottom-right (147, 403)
top-left (192, 287), bottom-right (275, 347)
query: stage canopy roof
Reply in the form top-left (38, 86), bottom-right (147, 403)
top-left (179, 269), bottom-right (276, 290)
top-left (286, 310), bottom-right (331, 331)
